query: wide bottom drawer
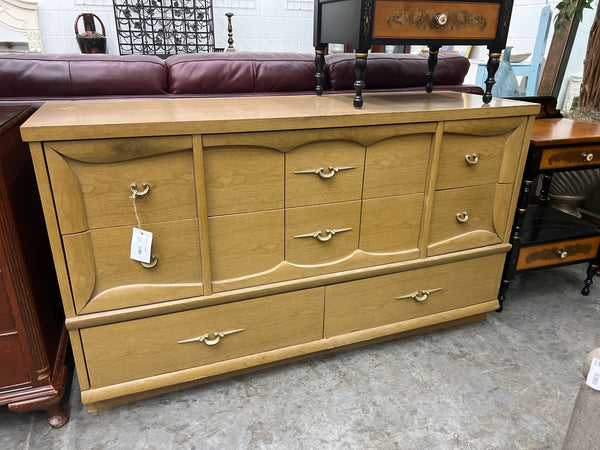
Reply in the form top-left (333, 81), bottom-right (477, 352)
top-left (82, 288), bottom-right (324, 388)
top-left (324, 254), bottom-right (504, 337)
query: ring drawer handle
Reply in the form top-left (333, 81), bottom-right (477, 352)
top-left (456, 211), bottom-right (469, 223)
top-left (294, 227), bottom-right (352, 242)
top-left (397, 288), bottom-right (443, 302)
top-left (140, 254), bottom-right (158, 268)
top-left (465, 153), bottom-right (479, 165)
top-left (583, 152), bottom-right (594, 162)
top-left (295, 166), bottom-right (355, 179)
top-left (130, 182), bottom-right (150, 197)
top-left (433, 13), bottom-right (448, 27)
top-left (557, 248), bottom-right (568, 259)
top-left (178, 329), bottom-right (244, 346)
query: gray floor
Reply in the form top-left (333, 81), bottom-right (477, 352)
top-left (1, 263), bottom-right (599, 449)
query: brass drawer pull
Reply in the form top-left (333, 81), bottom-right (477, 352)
top-left (456, 211), bottom-right (469, 223)
top-left (433, 13), bottom-right (448, 27)
top-left (130, 182), bottom-right (150, 197)
top-left (140, 254), bottom-right (158, 268)
top-left (178, 329), bottom-right (244, 346)
top-left (294, 227), bottom-right (352, 242)
top-left (294, 166), bottom-right (355, 179)
top-left (583, 151), bottom-right (594, 162)
top-left (465, 153), bottom-right (479, 165)
top-left (557, 248), bottom-right (568, 259)
top-left (397, 288), bottom-right (443, 302)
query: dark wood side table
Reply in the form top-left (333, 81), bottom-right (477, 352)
top-left (0, 105), bottom-right (69, 427)
top-left (499, 118), bottom-right (600, 310)
top-left (313, 0), bottom-right (514, 107)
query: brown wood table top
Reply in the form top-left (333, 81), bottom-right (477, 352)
top-left (530, 118), bottom-right (600, 146)
top-left (0, 105), bottom-right (31, 129)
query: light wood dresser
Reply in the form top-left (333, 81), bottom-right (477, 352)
top-left (20, 92), bottom-right (539, 411)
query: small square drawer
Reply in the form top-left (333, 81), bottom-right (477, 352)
top-left (81, 288), bottom-right (324, 388)
top-left (539, 146), bottom-right (600, 170)
top-left (517, 236), bottom-right (600, 271)
top-left (324, 254), bottom-right (503, 337)
top-left (286, 140), bottom-right (365, 208)
top-left (63, 219), bottom-right (203, 314)
top-left (373, 1), bottom-right (500, 40)
top-left (44, 137), bottom-right (197, 234)
top-left (427, 183), bottom-right (513, 256)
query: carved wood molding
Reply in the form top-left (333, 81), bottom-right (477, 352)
top-left (0, 0), bottom-right (42, 52)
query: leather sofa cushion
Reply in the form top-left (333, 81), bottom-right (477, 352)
top-left (325, 53), bottom-right (470, 90)
top-left (167, 52), bottom-right (317, 94)
top-left (0, 54), bottom-right (168, 97)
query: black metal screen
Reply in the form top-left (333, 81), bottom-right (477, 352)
top-left (113, 0), bottom-right (216, 57)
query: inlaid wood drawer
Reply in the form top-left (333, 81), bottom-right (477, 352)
top-left (324, 254), bottom-right (504, 337)
top-left (373, 0), bottom-right (501, 40)
top-left (538, 145), bottom-right (600, 170)
top-left (81, 288), bottom-right (324, 388)
top-left (437, 117), bottom-right (528, 190)
top-left (428, 183), bottom-right (512, 256)
top-left (63, 219), bottom-right (203, 314)
top-left (44, 137), bottom-right (197, 234)
top-left (516, 236), bottom-right (600, 271)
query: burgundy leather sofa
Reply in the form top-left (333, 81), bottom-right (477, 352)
top-left (0, 51), bottom-right (482, 107)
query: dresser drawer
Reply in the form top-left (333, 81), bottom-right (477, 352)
top-left (427, 183), bottom-right (513, 256)
top-left (517, 236), bottom-right (600, 271)
top-left (81, 288), bottom-right (324, 388)
top-left (538, 145), bottom-right (600, 170)
top-left (63, 219), bottom-right (203, 314)
top-left (286, 141), bottom-right (364, 208)
top-left (373, 1), bottom-right (501, 40)
top-left (324, 254), bottom-right (503, 337)
top-left (45, 137), bottom-right (196, 234)
top-left (286, 201), bottom-right (361, 265)
top-left (437, 117), bottom-right (528, 190)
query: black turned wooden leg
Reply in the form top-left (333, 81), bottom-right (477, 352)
top-left (497, 280), bottom-right (510, 312)
top-left (582, 262), bottom-right (598, 296)
top-left (314, 45), bottom-right (326, 96)
top-left (538, 173), bottom-right (553, 204)
top-left (483, 51), bottom-right (502, 103)
top-left (426, 45), bottom-right (441, 93)
top-left (354, 52), bottom-right (368, 108)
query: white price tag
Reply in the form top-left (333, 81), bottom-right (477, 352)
top-left (130, 227), bottom-right (153, 264)
top-left (586, 358), bottom-right (600, 391)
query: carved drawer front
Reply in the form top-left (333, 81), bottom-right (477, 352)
top-left (363, 132), bottom-right (432, 199)
top-left (44, 137), bottom-right (196, 234)
top-left (286, 201), bottom-right (361, 265)
top-left (373, 0), bottom-right (501, 40)
top-left (81, 288), bottom-right (324, 388)
top-left (63, 219), bottom-right (203, 315)
top-left (437, 117), bottom-right (528, 190)
top-left (287, 140), bottom-right (365, 208)
top-left (539, 145), bottom-right (600, 170)
top-left (204, 145), bottom-right (284, 216)
top-left (324, 254), bottom-right (503, 337)
top-left (516, 236), bottom-right (600, 271)
top-left (360, 194), bottom-right (423, 257)
top-left (427, 183), bottom-right (513, 256)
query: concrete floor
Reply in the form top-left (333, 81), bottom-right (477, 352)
top-left (1, 263), bottom-right (599, 449)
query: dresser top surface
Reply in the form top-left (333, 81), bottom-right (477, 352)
top-left (530, 118), bottom-right (600, 147)
top-left (21, 92), bottom-right (539, 142)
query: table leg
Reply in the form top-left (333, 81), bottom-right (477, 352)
top-left (582, 261), bottom-right (598, 296)
top-left (483, 50), bottom-right (502, 104)
top-left (538, 173), bottom-right (553, 203)
top-left (426, 45), bottom-right (441, 93)
top-left (354, 51), bottom-right (368, 108)
top-left (314, 45), bottom-right (326, 96)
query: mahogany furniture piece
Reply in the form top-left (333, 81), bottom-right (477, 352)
top-left (313, 0), bottom-right (514, 107)
top-left (21, 92), bottom-right (538, 411)
top-left (0, 105), bottom-right (69, 427)
top-left (499, 118), bottom-right (600, 310)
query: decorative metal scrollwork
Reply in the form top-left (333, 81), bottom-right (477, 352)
top-left (396, 288), bottom-right (443, 302)
top-left (178, 329), bottom-right (244, 346)
top-left (294, 228), bottom-right (352, 242)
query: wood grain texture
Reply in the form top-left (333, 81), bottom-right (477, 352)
top-left (81, 288), bottom-right (324, 388)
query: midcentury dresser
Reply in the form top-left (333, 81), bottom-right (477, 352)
top-left (0, 105), bottom-right (68, 426)
top-left (20, 92), bottom-right (539, 411)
